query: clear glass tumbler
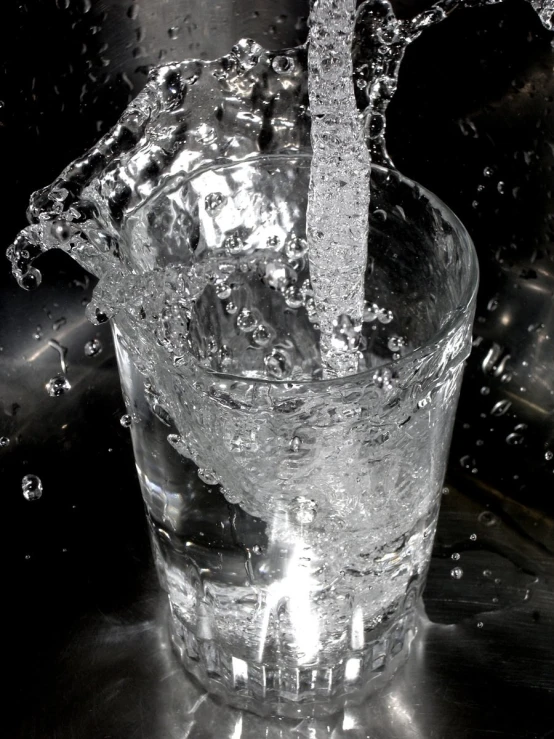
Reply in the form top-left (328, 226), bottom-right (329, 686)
top-left (113, 156), bottom-right (478, 717)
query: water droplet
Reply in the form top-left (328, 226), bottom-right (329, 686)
top-left (545, 451), bottom-right (553, 461)
top-left (290, 496), bottom-right (317, 525)
top-left (120, 414), bottom-right (132, 428)
top-left (506, 432), bottom-right (524, 446)
top-left (290, 436), bottom-right (302, 452)
top-left (264, 349), bottom-right (289, 379)
top-left (450, 567), bottom-right (463, 580)
top-left (84, 338), bottom-right (102, 357)
top-left (0, 437), bottom-right (10, 448)
top-left (459, 454), bottom-right (477, 472)
top-left (236, 308), bottom-right (256, 333)
top-left (491, 399), bottom-right (512, 417)
top-left (451, 552), bottom-right (461, 561)
top-left (252, 324), bottom-right (270, 346)
top-left (22, 474), bottom-right (43, 501)
top-left (198, 468), bottom-right (218, 485)
top-left (17, 267), bottom-right (42, 291)
top-left (478, 511), bottom-right (498, 527)
top-left (205, 192), bottom-right (225, 211)
top-left (272, 54), bottom-right (294, 73)
top-left (46, 374), bottom-right (71, 397)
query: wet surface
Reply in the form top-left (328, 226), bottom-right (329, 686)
top-left (8, 477), bottom-right (554, 739)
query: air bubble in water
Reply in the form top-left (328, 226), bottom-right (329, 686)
top-left (290, 436), bottom-right (302, 452)
top-left (225, 300), bottom-right (238, 315)
top-left (477, 621), bottom-right (484, 629)
top-left (236, 308), bottom-right (256, 332)
top-left (387, 335), bottom-right (405, 353)
top-left (506, 432), bottom-right (524, 446)
top-left (223, 232), bottom-right (244, 254)
top-left (469, 533), bottom-right (477, 541)
top-left (265, 261), bottom-right (293, 291)
top-left (378, 308), bottom-right (393, 324)
top-left (22, 474), bottom-right (43, 501)
top-left (264, 349), bottom-right (289, 379)
top-left (284, 286), bottom-right (303, 309)
top-left (272, 54), bottom-right (295, 73)
top-left (284, 235), bottom-right (307, 259)
top-left (451, 552), bottom-right (461, 561)
top-left (252, 324), bottom-right (270, 346)
top-left (252, 544), bottom-right (263, 555)
top-left (46, 374), bottom-right (71, 397)
top-left (198, 468), bottom-right (218, 485)
top-left (332, 314), bottom-right (360, 352)
top-left (205, 192), bottom-right (225, 211)
top-left (450, 567), bottom-right (463, 580)
top-left (84, 338), bottom-right (103, 357)
top-left (214, 280), bottom-right (231, 300)
top-left (290, 496), bottom-right (317, 525)
top-left (483, 167), bottom-right (494, 177)
top-left (120, 414), bottom-right (132, 428)
top-left (545, 451), bottom-right (553, 461)
top-left (373, 368), bottom-right (394, 391)
top-left (0, 437), bottom-right (10, 448)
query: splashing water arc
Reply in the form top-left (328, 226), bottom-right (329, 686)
top-left (5, 0), bottom-right (553, 380)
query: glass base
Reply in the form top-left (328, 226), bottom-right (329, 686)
top-left (167, 599), bottom-right (419, 718)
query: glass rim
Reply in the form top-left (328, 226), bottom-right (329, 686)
top-left (166, 156), bottom-right (479, 388)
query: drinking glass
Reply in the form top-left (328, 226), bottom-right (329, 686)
top-left (112, 155), bottom-right (478, 717)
